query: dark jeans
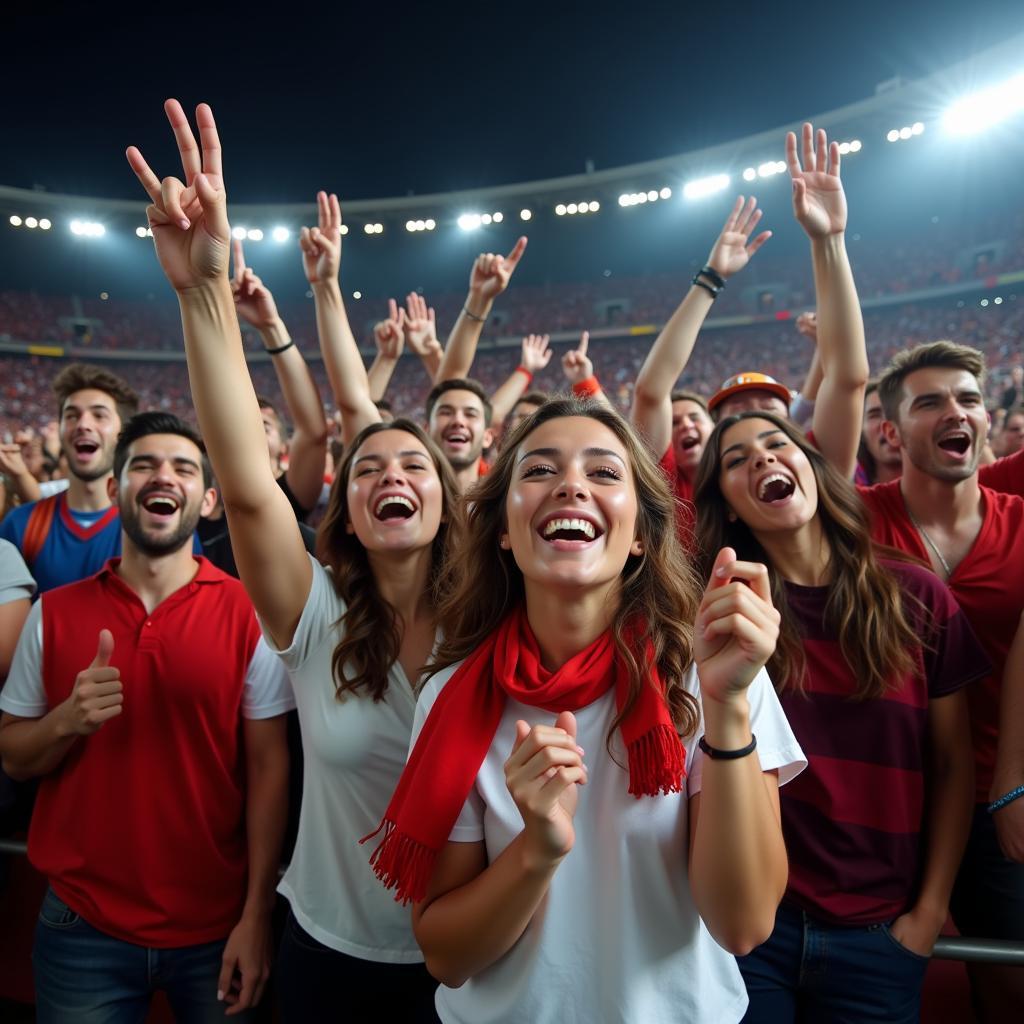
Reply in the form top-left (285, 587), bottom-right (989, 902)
top-left (276, 909), bottom-right (439, 1023)
top-left (738, 901), bottom-right (929, 1023)
top-left (33, 886), bottom-right (252, 1024)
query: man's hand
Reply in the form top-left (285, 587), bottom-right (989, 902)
top-left (561, 331), bottom-right (594, 385)
top-left (126, 100), bottom-right (230, 291)
top-left (231, 240), bottom-right (281, 330)
top-left (58, 630), bottom-right (122, 737)
top-left (403, 292), bottom-right (441, 358)
top-left (888, 905), bottom-right (944, 958)
top-left (300, 191), bottom-right (342, 286)
top-left (705, 196), bottom-right (772, 280)
top-left (468, 237), bottom-right (528, 305)
top-left (0, 443), bottom-right (31, 480)
top-left (217, 911), bottom-right (271, 1016)
top-left (374, 299), bottom-right (406, 360)
top-left (520, 334), bottom-right (552, 374)
top-left (785, 123), bottom-right (848, 239)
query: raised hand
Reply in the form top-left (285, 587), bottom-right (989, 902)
top-left (231, 239), bottom-right (280, 330)
top-left (561, 331), bottom-right (594, 385)
top-left (786, 123), bottom-right (847, 239)
top-left (373, 299), bottom-right (406, 360)
top-left (126, 100), bottom-right (230, 291)
top-left (694, 548), bottom-right (780, 704)
top-left (705, 197), bottom-right (772, 279)
top-left (300, 191), bottom-right (342, 285)
top-left (469, 237), bottom-right (528, 303)
top-left (795, 310), bottom-right (818, 343)
top-left (520, 334), bottom-right (552, 374)
top-left (403, 292), bottom-right (440, 358)
top-left (59, 630), bottom-right (123, 736)
top-left (0, 443), bottom-right (30, 480)
top-left (504, 711), bottom-right (586, 865)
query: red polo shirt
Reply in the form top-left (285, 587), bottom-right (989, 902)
top-left (30, 557), bottom-right (264, 946)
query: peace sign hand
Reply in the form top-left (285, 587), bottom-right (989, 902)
top-left (693, 548), bottom-right (780, 705)
top-left (300, 191), bottom-right (342, 286)
top-left (126, 100), bottom-right (230, 292)
top-left (403, 292), bottom-right (441, 358)
top-left (469, 237), bottom-right (528, 301)
top-left (705, 197), bottom-right (772, 280)
top-left (786, 123), bottom-right (847, 239)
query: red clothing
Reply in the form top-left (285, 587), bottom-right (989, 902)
top-left (978, 446), bottom-right (1024, 496)
top-left (859, 481), bottom-right (1024, 802)
top-left (778, 562), bottom-right (986, 924)
top-left (658, 446), bottom-right (695, 543)
top-left (32, 557), bottom-right (263, 946)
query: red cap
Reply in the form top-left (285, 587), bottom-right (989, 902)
top-left (708, 372), bottom-right (792, 414)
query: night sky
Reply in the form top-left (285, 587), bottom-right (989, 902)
top-left (3, 2), bottom-right (1023, 204)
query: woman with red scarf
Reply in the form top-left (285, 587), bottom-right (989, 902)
top-left (368, 398), bottom-right (806, 1023)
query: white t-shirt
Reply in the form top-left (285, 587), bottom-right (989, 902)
top-left (262, 554), bottom-right (427, 964)
top-left (414, 662), bottom-right (806, 1024)
top-left (0, 601), bottom-right (293, 721)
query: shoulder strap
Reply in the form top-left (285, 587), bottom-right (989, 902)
top-left (21, 494), bottom-right (59, 568)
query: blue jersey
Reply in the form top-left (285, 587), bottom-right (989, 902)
top-left (0, 494), bottom-right (122, 594)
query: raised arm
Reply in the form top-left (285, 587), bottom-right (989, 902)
top-left (788, 312), bottom-right (823, 429)
top-left (367, 299), bottom-right (405, 403)
top-left (126, 100), bottom-right (309, 647)
top-left (435, 237), bottom-right (528, 382)
top-left (403, 292), bottom-right (443, 383)
top-left (788, 124), bottom-right (868, 477)
top-left (301, 191), bottom-right (380, 446)
top-left (232, 239), bottom-right (327, 513)
top-left (631, 198), bottom-right (771, 458)
top-left (561, 331), bottom-right (611, 409)
top-left (490, 334), bottom-right (552, 427)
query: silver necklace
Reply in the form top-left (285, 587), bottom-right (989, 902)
top-left (904, 504), bottom-right (953, 577)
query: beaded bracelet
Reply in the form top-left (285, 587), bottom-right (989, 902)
top-left (988, 783), bottom-right (1024, 814)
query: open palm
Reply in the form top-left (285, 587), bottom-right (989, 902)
top-left (786, 123), bottom-right (847, 238)
top-left (706, 196), bottom-right (772, 279)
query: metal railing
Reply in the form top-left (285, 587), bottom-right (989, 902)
top-left (2, 837), bottom-right (1022, 966)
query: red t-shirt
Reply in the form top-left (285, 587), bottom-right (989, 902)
top-left (859, 480), bottom-right (1024, 802)
top-left (32, 557), bottom-right (264, 946)
top-left (778, 561), bottom-right (987, 924)
top-left (658, 446), bottom-right (695, 544)
top-left (978, 446), bottom-right (1024, 496)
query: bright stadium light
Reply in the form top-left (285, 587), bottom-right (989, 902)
top-left (425, 218), bottom-right (436, 230)
top-left (618, 194), bottom-right (631, 206)
top-left (555, 204), bottom-right (567, 216)
top-left (887, 129), bottom-right (900, 142)
top-left (567, 203), bottom-right (578, 215)
top-left (231, 226), bottom-right (247, 240)
top-left (482, 213), bottom-right (493, 225)
top-left (493, 211), bottom-right (503, 223)
top-left (246, 228), bottom-right (264, 241)
top-left (899, 126), bottom-right (913, 140)
top-left (458, 213), bottom-right (483, 230)
top-left (743, 167), bottom-right (757, 181)
top-left (39, 218), bottom-right (51, 230)
top-left (272, 226), bottom-right (290, 243)
top-left (353, 291), bottom-right (362, 299)
top-left (9, 215), bottom-right (22, 227)
top-left (912, 122), bottom-right (925, 135)
top-left (135, 227), bottom-right (148, 238)
top-left (71, 219), bottom-right (105, 237)
top-left (25, 217), bottom-right (38, 228)
top-left (70, 219), bottom-right (83, 235)
top-left (590, 200), bottom-right (600, 212)
top-left (757, 161), bottom-right (782, 178)
top-left (340, 224), bottom-right (349, 235)
top-left (520, 208), bottom-right (533, 220)
top-left (943, 72), bottom-right (1024, 135)
top-left (659, 187), bottom-right (672, 199)
top-left (646, 190), bottom-right (658, 201)
top-left (406, 220), bottom-right (417, 232)
top-left (683, 173), bottom-right (730, 200)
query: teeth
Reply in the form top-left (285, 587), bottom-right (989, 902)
top-left (144, 497), bottom-right (178, 513)
top-left (542, 517), bottom-right (596, 539)
top-left (375, 495), bottom-right (414, 516)
top-left (757, 473), bottom-right (791, 500)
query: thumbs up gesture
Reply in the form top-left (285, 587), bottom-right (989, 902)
top-left (504, 710), bottom-right (586, 866)
top-left (60, 630), bottom-right (124, 736)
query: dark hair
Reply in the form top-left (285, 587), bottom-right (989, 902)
top-left (52, 363), bottom-right (139, 424)
top-left (374, 398), bottom-right (394, 414)
top-left (430, 397), bottom-right (702, 742)
top-left (877, 341), bottom-right (986, 423)
top-left (514, 389), bottom-right (550, 411)
top-left (670, 390), bottom-right (709, 414)
top-left (693, 411), bottom-right (922, 700)
top-left (317, 419), bottom-right (464, 703)
top-left (425, 378), bottom-right (494, 426)
top-left (113, 411), bottom-right (213, 487)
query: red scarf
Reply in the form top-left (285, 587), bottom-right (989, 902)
top-left (364, 605), bottom-right (686, 905)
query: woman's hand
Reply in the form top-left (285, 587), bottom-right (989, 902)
top-left (694, 548), bottom-right (780, 705)
top-left (786, 122), bottom-right (848, 239)
top-left (374, 299), bottom-right (406, 359)
top-left (231, 240), bottom-right (281, 330)
top-left (300, 190), bottom-right (342, 286)
top-left (126, 100), bottom-right (230, 292)
top-left (561, 331), bottom-right (593, 385)
top-left (705, 197), bottom-right (772, 280)
top-left (504, 711), bottom-right (586, 868)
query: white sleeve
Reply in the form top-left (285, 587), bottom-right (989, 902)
top-left (410, 671), bottom-right (485, 844)
top-left (38, 479), bottom-right (70, 499)
top-left (0, 539), bottom-right (36, 604)
top-left (685, 666), bottom-right (806, 798)
top-left (257, 553), bottom-right (345, 674)
top-left (789, 393), bottom-right (815, 429)
top-left (242, 635), bottom-right (297, 719)
top-left (0, 601), bottom-right (47, 717)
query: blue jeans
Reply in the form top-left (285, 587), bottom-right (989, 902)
top-left (738, 902), bottom-right (929, 1023)
top-left (33, 886), bottom-right (254, 1024)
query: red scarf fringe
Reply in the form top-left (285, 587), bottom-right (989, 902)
top-left (627, 724), bottom-right (686, 797)
top-left (363, 820), bottom-right (437, 906)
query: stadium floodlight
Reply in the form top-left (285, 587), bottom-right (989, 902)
top-left (231, 226), bottom-right (247, 240)
top-left (353, 291), bottom-right (362, 300)
top-left (39, 218), bottom-right (51, 230)
top-left (71, 219), bottom-right (105, 237)
top-left (364, 222), bottom-right (384, 234)
top-left (9, 215), bottom-right (22, 227)
top-left (520, 208), bottom-right (532, 220)
top-left (659, 187), bottom-right (672, 199)
top-left (458, 213), bottom-right (483, 230)
top-left (272, 226), bottom-right (290, 243)
top-left (683, 173), bottom-right (730, 200)
top-left (899, 126), bottom-right (913, 140)
top-left (995, 296), bottom-right (1004, 305)
top-left (482, 213), bottom-right (493, 225)
top-left (555, 204), bottom-right (567, 216)
top-left (742, 167), bottom-right (757, 181)
top-left (618, 194), bottom-right (631, 207)
top-left (246, 228), bottom-right (264, 241)
top-left (912, 122), bottom-right (925, 135)
top-left (25, 217), bottom-right (38, 228)
top-left (567, 203), bottom-right (578, 215)
top-left (980, 298), bottom-right (990, 307)
top-left (646, 190), bottom-right (658, 201)
top-left (850, 139), bottom-right (861, 152)
top-left (943, 72), bottom-right (1024, 135)
top-left (136, 226), bottom-right (148, 238)
top-left (757, 161), bottom-right (780, 178)
top-left (493, 212), bottom-right (503, 223)
top-left (340, 224), bottom-right (349, 235)
top-left (887, 129), bottom-right (900, 142)
top-left (406, 220), bottom-right (417, 232)
top-left (425, 218), bottom-right (436, 230)
top-left (590, 200), bottom-right (600, 212)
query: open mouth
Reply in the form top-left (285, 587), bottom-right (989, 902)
top-left (141, 493), bottom-right (181, 518)
top-left (443, 429), bottom-right (470, 447)
top-left (680, 436), bottom-right (701, 451)
top-left (73, 439), bottom-right (100, 457)
top-left (937, 432), bottom-right (970, 456)
top-left (374, 495), bottom-right (416, 521)
top-left (539, 515), bottom-right (604, 544)
top-left (757, 473), bottom-right (796, 504)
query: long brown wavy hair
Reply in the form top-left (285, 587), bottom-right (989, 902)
top-left (693, 411), bottom-right (922, 700)
top-left (317, 419), bottom-right (462, 702)
top-left (429, 397), bottom-right (703, 741)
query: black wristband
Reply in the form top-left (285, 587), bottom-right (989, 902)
top-left (698, 264), bottom-right (727, 290)
top-left (698, 733), bottom-right (757, 760)
top-left (264, 340), bottom-right (296, 355)
top-left (692, 277), bottom-right (720, 300)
